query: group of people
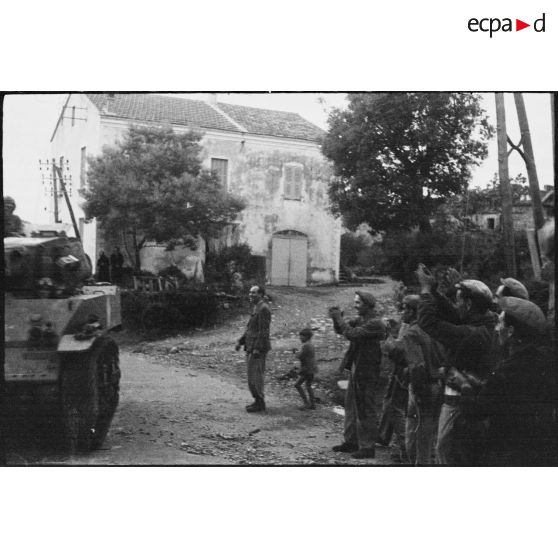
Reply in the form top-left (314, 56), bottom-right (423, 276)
top-left (234, 271), bottom-right (556, 465)
top-left (335, 269), bottom-right (555, 465)
top-left (96, 248), bottom-right (124, 284)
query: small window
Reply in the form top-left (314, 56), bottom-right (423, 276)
top-left (80, 147), bottom-right (87, 188)
top-left (211, 158), bottom-right (228, 189)
top-left (284, 164), bottom-right (303, 200)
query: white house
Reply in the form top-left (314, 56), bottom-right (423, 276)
top-left (50, 93), bottom-right (341, 285)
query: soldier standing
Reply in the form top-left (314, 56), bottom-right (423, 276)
top-left (416, 265), bottom-right (497, 465)
top-left (235, 285), bottom-right (272, 413)
top-left (3, 196), bottom-right (23, 237)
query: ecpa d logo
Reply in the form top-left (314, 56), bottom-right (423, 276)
top-left (468, 13), bottom-right (546, 37)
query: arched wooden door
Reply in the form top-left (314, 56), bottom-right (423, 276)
top-left (271, 230), bottom-right (308, 287)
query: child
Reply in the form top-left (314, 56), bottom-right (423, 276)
top-left (293, 328), bottom-right (318, 410)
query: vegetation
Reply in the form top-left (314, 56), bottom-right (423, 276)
top-left (322, 93), bottom-right (493, 233)
top-left (82, 126), bottom-right (245, 269)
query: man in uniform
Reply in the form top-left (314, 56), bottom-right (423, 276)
top-left (475, 297), bottom-right (556, 465)
top-left (329, 291), bottom-right (386, 459)
top-left (4, 196), bottom-right (23, 237)
top-left (416, 265), bottom-right (497, 465)
top-left (235, 285), bottom-right (272, 413)
top-left (385, 295), bottom-right (446, 465)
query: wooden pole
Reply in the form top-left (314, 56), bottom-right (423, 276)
top-left (52, 159), bottom-right (61, 223)
top-left (495, 93), bottom-right (517, 276)
top-left (513, 93), bottom-right (545, 230)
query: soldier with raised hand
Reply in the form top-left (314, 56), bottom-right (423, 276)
top-left (385, 295), bottom-right (446, 465)
top-left (416, 264), bottom-right (497, 465)
top-left (329, 290), bottom-right (387, 459)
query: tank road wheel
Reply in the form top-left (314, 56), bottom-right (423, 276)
top-left (90, 338), bottom-right (120, 450)
top-left (60, 337), bottom-right (120, 454)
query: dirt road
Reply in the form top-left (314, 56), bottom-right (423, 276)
top-left (5, 280), bottom-right (402, 465)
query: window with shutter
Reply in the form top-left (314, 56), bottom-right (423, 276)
top-left (211, 158), bottom-right (228, 189)
top-left (284, 164), bottom-right (303, 200)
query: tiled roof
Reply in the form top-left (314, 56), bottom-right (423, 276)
top-left (85, 94), bottom-right (324, 143)
top-left (86, 94), bottom-right (240, 132)
top-left (218, 102), bottom-right (324, 142)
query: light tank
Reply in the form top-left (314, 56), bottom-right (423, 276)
top-left (4, 231), bottom-right (122, 454)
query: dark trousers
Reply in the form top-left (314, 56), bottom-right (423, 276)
top-left (406, 390), bottom-right (438, 465)
top-left (247, 352), bottom-right (266, 402)
top-left (378, 374), bottom-right (408, 456)
top-left (344, 369), bottom-right (379, 451)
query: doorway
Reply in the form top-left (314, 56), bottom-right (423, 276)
top-left (271, 230), bottom-right (308, 286)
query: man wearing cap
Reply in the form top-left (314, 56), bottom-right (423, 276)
top-left (329, 291), bottom-right (387, 459)
top-left (4, 196), bottom-right (23, 237)
top-left (391, 295), bottom-right (446, 465)
top-left (474, 297), bottom-right (556, 465)
top-left (494, 277), bottom-right (529, 302)
top-left (493, 278), bottom-right (530, 362)
top-left (416, 264), bottom-right (497, 465)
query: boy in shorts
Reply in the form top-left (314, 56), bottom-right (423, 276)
top-left (294, 328), bottom-right (318, 410)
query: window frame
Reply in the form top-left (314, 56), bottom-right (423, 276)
top-left (210, 157), bottom-right (229, 190)
top-left (283, 162), bottom-right (304, 201)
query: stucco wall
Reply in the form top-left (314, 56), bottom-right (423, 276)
top-left (50, 94), bottom-right (102, 269)
top-left (201, 134), bottom-right (341, 283)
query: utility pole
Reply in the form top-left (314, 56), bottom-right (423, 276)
top-left (495, 93), bottom-right (517, 276)
top-left (52, 157), bottom-right (81, 242)
top-left (512, 93), bottom-right (544, 230)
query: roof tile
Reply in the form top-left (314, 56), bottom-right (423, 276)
top-left (218, 102), bottom-right (324, 142)
top-left (86, 93), bottom-right (240, 132)
top-left (85, 94), bottom-right (324, 143)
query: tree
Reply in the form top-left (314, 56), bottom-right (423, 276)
top-left (82, 126), bottom-right (245, 269)
top-left (322, 93), bottom-right (493, 233)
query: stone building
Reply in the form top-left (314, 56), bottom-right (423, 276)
top-left (50, 93), bottom-right (341, 285)
top-left (468, 186), bottom-right (554, 232)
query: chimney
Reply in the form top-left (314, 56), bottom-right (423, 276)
top-left (104, 93), bottom-right (116, 113)
top-left (207, 93), bottom-right (218, 106)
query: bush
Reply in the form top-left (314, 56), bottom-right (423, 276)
top-left (121, 289), bottom-right (219, 331)
top-left (375, 226), bottom-right (533, 285)
top-left (340, 233), bottom-right (368, 267)
top-left (204, 243), bottom-right (253, 288)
